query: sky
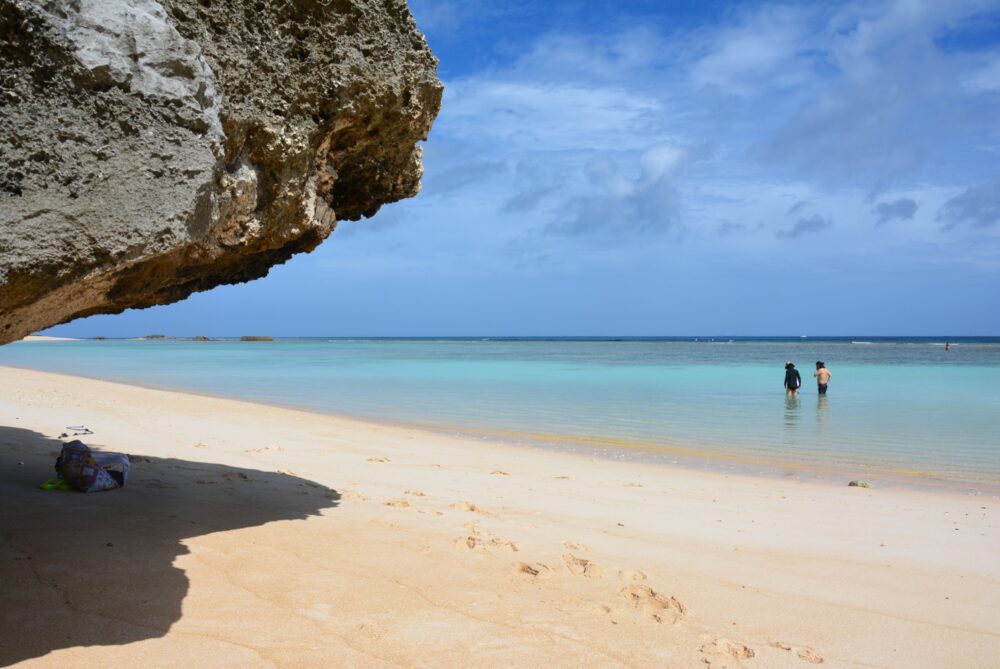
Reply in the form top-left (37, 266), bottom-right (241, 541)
top-left (46, 0), bottom-right (1000, 337)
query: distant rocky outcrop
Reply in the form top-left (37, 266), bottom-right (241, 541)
top-left (0, 0), bottom-right (441, 344)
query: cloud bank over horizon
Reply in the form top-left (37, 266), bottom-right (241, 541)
top-left (44, 0), bottom-right (1000, 337)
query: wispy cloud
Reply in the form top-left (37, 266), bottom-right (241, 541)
top-left (966, 54), bottom-right (1000, 91)
top-left (441, 79), bottom-right (664, 153)
top-left (690, 4), bottom-right (822, 96)
top-left (547, 143), bottom-right (693, 237)
top-left (502, 160), bottom-right (565, 214)
top-left (716, 221), bottom-right (764, 237)
top-left (421, 0), bottom-right (1000, 256)
top-left (787, 200), bottom-right (810, 216)
top-left (777, 214), bottom-right (832, 239)
top-left (333, 208), bottom-right (403, 238)
top-left (422, 159), bottom-right (507, 196)
top-left (939, 179), bottom-right (1000, 229)
top-left (873, 198), bottom-right (918, 225)
top-left (747, 2), bottom-right (1000, 180)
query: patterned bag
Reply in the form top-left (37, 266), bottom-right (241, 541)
top-left (55, 440), bottom-right (130, 492)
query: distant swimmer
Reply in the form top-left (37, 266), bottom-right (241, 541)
top-left (945, 342), bottom-right (951, 351)
top-left (814, 361), bottom-right (832, 395)
top-left (784, 361), bottom-right (801, 397)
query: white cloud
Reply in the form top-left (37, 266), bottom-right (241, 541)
top-left (690, 5), bottom-right (820, 95)
top-left (966, 54), bottom-right (1000, 91)
top-left (739, 1), bottom-right (1000, 179)
top-left (408, 0), bottom-right (1000, 259)
top-left (440, 79), bottom-right (663, 152)
top-left (506, 28), bottom-right (675, 84)
top-left (547, 143), bottom-right (693, 237)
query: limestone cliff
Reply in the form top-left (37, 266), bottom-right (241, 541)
top-left (0, 0), bottom-right (441, 343)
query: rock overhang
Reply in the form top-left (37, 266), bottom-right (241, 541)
top-left (0, 0), bottom-right (442, 343)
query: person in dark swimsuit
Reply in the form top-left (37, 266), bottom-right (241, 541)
top-left (784, 362), bottom-right (801, 396)
top-left (814, 361), bottom-right (832, 394)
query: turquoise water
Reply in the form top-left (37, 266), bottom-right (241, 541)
top-left (3, 338), bottom-right (998, 487)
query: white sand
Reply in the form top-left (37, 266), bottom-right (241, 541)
top-left (1, 365), bottom-right (998, 668)
top-left (18, 335), bottom-right (80, 342)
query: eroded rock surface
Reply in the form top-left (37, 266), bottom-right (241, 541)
top-left (0, 0), bottom-right (441, 343)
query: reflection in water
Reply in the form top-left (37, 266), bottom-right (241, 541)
top-left (784, 395), bottom-right (800, 430)
top-left (817, 395), bottom-right (829, 433)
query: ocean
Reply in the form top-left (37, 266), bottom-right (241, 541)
top-left (3, 337), bottom-right (998, 489)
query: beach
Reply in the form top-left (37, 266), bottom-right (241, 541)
top-left (3, 338), bottom-right (998, 488)
top-left (2, 364), bottom-right (998, 668)
top-left (17, 336), bottom-right (80, 342)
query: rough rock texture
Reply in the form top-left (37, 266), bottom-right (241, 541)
top-left (0, 0), bottom-right (441, 343)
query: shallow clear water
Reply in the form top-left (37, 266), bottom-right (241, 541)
top-left (3, 337), bottom-right (998, 486)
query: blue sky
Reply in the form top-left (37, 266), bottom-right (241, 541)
top-left (48, 0), bottom-right (1000, 337)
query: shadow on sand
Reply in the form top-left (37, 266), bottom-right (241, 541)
top-left (0, 425), bottom-right (340, 666)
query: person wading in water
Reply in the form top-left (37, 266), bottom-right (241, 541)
top-left (784, 362), bottom-right (802, 397)
top-left (814, 361), bottom-right (832, 395)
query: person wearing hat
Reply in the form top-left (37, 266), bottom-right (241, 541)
top-left (814, 361), bottom-right (832, 395)
top-left (784, 362), bottom-right (802, 396)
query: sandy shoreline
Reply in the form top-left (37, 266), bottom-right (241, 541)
top-left (2, 365), bottom-right (998, 668)
top-left (2, 359), bottom-right (991, 497)
top-left (18, 335), bottom-right (81, 342)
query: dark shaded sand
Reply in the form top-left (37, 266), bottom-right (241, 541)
top-left (0, 426), bottom-right (339, 666)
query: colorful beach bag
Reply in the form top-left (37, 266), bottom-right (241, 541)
top-left (55, 440), bottom-right (130, 493)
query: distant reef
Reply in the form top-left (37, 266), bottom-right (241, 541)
top-left (0, 0), bottom-right (441, 344)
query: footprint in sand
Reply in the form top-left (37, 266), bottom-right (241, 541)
top-left (618, 569), bottom-right (647, 582)
top-left (563, 554), bottom-right (603, 579)
top-left (341, 491), bottom-right (369, 502)
top-left (450, 501), bottom-right (489, 515)
top-left (488, 538), bottom-right (518, 552)
top-left (563, 541), bottom-right (589, 551)
top-left (511, 562), bottom-right (553, 580)
top-left (367, 456), bottom-right (390, 463)
top-left (796, 648), bottom-right (824, 664)
top-left (456, 536), bottom-right (519, 552)
top-left (224, 472), bottom-right (250, 482)
top-left (770, 642), bottom-right (824, 664)
top-left (405, 490), bottom-right (426, 497)
top-left (243, 445), bottom-right (283, 454)
top-left (491, 470), bottom-right (510, 476)
top-left (702, 636), bottom-right (755, 660)
top-left (384, 498), bottom-right (410, 509)
top-left (457, 535), bottom-right (483, 550)
top-left (552, 475), bottom-right (571, 480)
top-left (621, 585), bottom-right (686, 624)
top-left (194, 443), bottom-right (208, 449)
